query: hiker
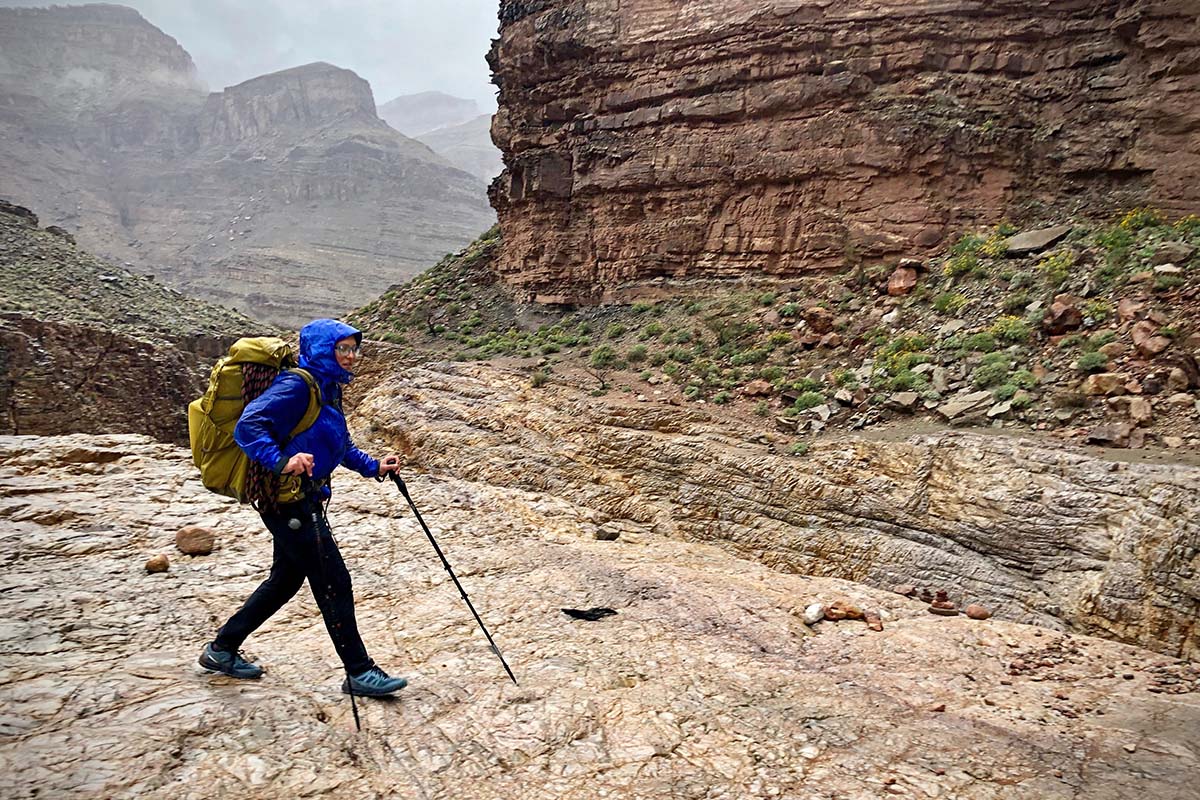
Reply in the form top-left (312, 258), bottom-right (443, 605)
top-left (198, 318), bottom-right (408, 697)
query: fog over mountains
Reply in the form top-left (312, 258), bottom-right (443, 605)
top-left (0, 3), bottom-right (497, 327)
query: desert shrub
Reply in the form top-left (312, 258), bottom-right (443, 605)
top-left (631, 302), bottom-right (654, 314)
top-left (712, 391), bottom-right (732, 404)
top-left (1075, 351), bottom-right (1109, 373)
top-left (789, 442), bottom-right (811, 456)
top-left (972, 353), bottom-right (1012, 388)
top-left (627, 344), bottom-right (648, 364)
top-left (989, 315), bottom-right (1032, 344)
top-left (640, 322), bottom-right (664, 340)
top-left (779, 303), bottom-right (801, 318)
top-left (793, 391), bottom-right (825, 411)
top-left (1038, 249), bottom-right (1077, 287)
top-left (1011, 369), bottom-right (1038, 389)
top-left (1118, 207), bottom-right (1164, 231)
top-left (933, 292), bottom-right (970, 315)
top-left (788, 378), bottom-right (822, 393)
top-left (731, 347), bottom-right (771, 366)
top-left (666, 346), bottom-right (694, 364)
top-left (590, 345), bottom-right (619, 369)
top-left (755, 401), bottom-right (769, 417)
top-left (944, 252), bottom-right (980, 278)
top-left (992, 383), bottom-right (1018, 402)
top-left (758, 292), bottom-right (777, 306)
top-left (606, 323), bottom-right (627, 339)
top-left (530, 370), bottom-right (549, 388)
top-left (962, 332), bottom-right (998, 353)
top-left (1083, 299), bottom-right (1113, 322)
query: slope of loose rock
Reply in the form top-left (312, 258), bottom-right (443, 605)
top-left (1, 433), bottom-right (1197, 799)
top-left (0, 201), bottom-right (264, 442)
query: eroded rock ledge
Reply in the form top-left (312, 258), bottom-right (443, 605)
top-left (356, 362), bottom-right (1200, 659)
top-left (489, 0), bottom-right (1200, 302)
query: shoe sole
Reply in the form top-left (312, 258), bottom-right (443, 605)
top-left (342, 678), bottom-right (408, 697)
top-left (198, 653), bottom-right (263, 680)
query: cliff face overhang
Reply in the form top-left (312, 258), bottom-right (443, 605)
top-left (487, 0), bottom-right (1200, 303)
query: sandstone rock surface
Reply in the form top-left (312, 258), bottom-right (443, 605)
top-left (354, 363), bottom-right (1200, 659)
top-left (1, 433), bottom-right (1198, 799)
top-left (489, 0), bottom-right (1200, 303)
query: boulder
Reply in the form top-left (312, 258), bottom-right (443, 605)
top-left (1131, 320), bottom-right (1171, 358)
top-left (741, 379), bottom-right (773, 397)
top-left (1150, 241), bottom-right (1195, 265)
top-left (1086, 422), bottom-right (1136, 448)
top-left (1004, 224), bottom-right (1073, 256)
top-left (1167, 368), bottom-right (1190, 393)
top-left (887, 266), bottom-right (918, 296)
top-left (803, 306), bottom-right (835, 334)
top-left (936, 391), bottom-right (993, 421)
top-left (1128, 397), bottom-right (1153, 425)
top-left (887, 392), bottom-right (920, 411)
top-left (175, 526), bottom-right (216, 556)
top-left (1082, 373), bottom-right (1128, 396)
top-left (965, 604), bottom-right (992, 620)
top-left (1041, 295), bottom-right (1083, 335)
top-left (1116, 297), bottom-right (1145, 322)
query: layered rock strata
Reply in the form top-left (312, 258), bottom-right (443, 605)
top-left (0, 5), bottom-right (494, 327)
top-left (489, 0), bottom-right (1200, 302)
top-left (1, 433), bottom-right (1197, 798)
top-left (353, 362), bottom-right (1200, 659)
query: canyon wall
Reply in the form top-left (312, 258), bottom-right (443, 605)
top-left (489, 0), bottom-right (1200, 303)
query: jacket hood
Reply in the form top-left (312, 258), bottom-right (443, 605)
top-left (298, 318), bottom-right (362, 385)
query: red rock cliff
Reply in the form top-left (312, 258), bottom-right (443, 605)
top-left (488, 0), bottom-right (1200, 303)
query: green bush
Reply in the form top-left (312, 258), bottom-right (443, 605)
top-left (789, 442), bottom-right (811, 456)
top-left (530, 370), bottom-right (549, 388)
top-left (1003, 291), bottom-right (1031, 314)
top-left (1083, 299), bottom-right (1113, 322)
top-left (972, 354), bottom-right (1012, 388)
top-left (962, 332), bottom-right (998, 353)
top-left (766, 331), bottom-right (792, 347)
top-left (992, 383), bottom-right (1018, 402)
top-left (606, 323), bottom-right (627, 339)
top-left (1118, 207), bottom-right (1164, 231)
top-left (793, 391), bottom-right (825, 411)
top-left (832, 369), bottom-right (860, 388)
top-left (666, 346), bottom-right (694, 364)
top-left (631, 302), bottom-right (654, 314)
top-left (933, 292), bottom-right (970, 315)
top-left (1038, 249), bottom-right (1077, 287)
top-left (1011, 369), bottom-right (1038, 389)
top-left (789, 378), bottom-right (822, 393)
top-left (712, 391), bottom-right (732, 404)
top-left (755, 401), bottom-right (769, 417)
top-left (1075, 351), bottom-right (1109, 373)
top-left (988, 315), bottom-right (1032, 344)
top-left (944, 252), bottom-right (980, 278)
top-left (758, 292), bottom-right (777, 306)
top-left (731, 347), bottom-right (771, 366)
top-left (627, 344), bottom-right (648, 364)
top-left (590, 345), bottom-right (619, 369)
top-left (1084, 330), bottom-right (1117, 351)
top-left (889, 370), bottom-right (927, 392)
top-left (779, 303), bottom-right (801, 318)
top-left (639, 322), bottom-right (664, 341)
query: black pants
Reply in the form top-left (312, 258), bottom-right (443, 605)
top-left (213, 499), bottom-right (374, 675)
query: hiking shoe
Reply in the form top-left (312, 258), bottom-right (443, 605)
top-left (198, 643), bottom-right (264, 679)
top-left (342, 666), bottom-right (408, 697)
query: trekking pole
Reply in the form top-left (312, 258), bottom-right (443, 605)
top-left (386, 473), bottom-right (518, 685)
top-left (301, 478), bottom-right (362, 732)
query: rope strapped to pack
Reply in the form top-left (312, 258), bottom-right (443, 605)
top-left (242, 362), bottom-right (283, 513)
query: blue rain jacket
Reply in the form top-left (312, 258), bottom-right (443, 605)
top-left (235, 319), bottom-right (379, 491)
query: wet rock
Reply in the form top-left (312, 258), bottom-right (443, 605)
top-left (175, 526), bottom-right (216, 556)
top-left (145, 554), bottom-right (169, 573)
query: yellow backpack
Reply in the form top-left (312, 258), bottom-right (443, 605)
top-left (187, 337), bottom-right (321, 503)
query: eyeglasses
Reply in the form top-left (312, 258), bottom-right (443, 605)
top-left (334, 344), bottom-right (362, 357)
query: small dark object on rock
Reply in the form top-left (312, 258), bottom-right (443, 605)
top-left (930, 703), bottom-right (946, 712)
top-left (145, 554), bottom-right (169, 573)
top-left (593, 527), bottom-right (619, 541)
top-left (561, 607), bottom-right (617, 621)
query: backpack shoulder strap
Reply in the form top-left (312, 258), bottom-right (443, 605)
top-left (284, 368), bottom-right (323, 441)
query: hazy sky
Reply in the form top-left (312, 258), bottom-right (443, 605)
top-left (0, 0), bottom-right (500, 108)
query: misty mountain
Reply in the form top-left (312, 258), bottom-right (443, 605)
top-left (0, 4), bottom-right (495, 328)
top-left (416, 114), bottom-right (503, 182)
top-left (377, 90), bottom-right (481, 137)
